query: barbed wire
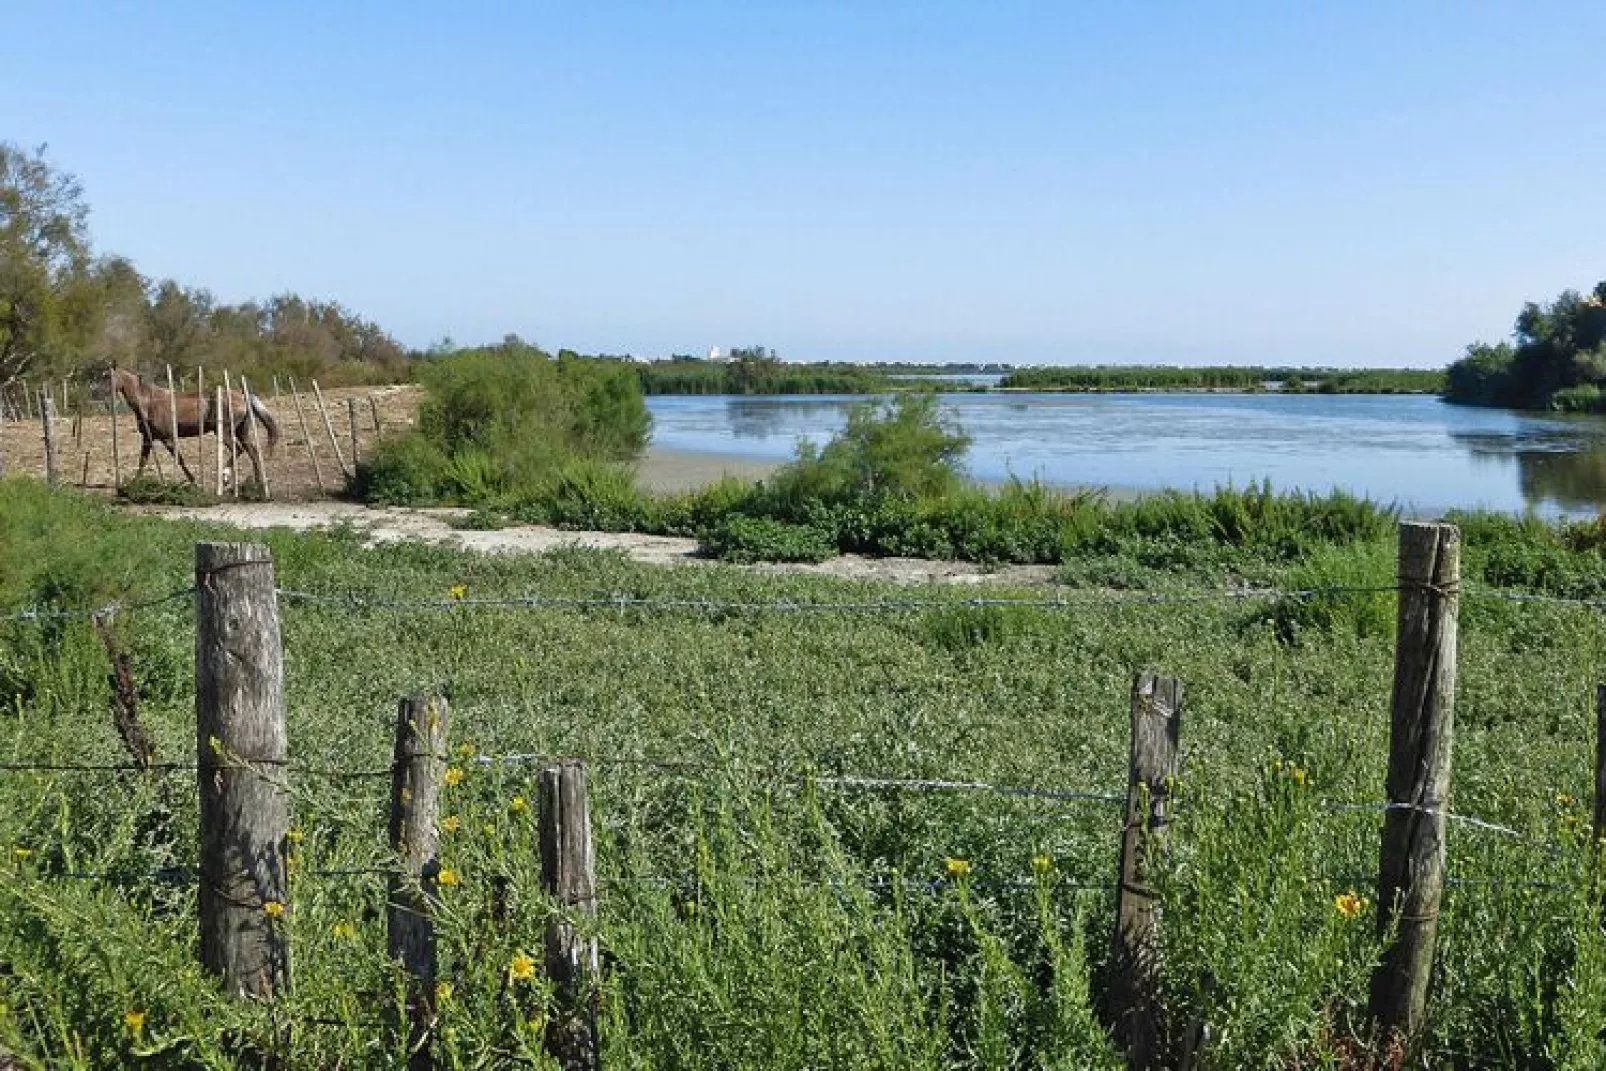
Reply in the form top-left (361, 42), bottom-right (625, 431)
top-left (2, 580), bottom-right (1602, 626)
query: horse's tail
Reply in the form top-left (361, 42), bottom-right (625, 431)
top-left (249, 394), bottom-right (281, 457)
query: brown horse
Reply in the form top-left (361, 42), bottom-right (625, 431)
top-left (106, 367), bottom-right (280, 487)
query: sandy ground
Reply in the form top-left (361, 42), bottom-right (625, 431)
top-left (139, 500), bottom-right (1057, 586)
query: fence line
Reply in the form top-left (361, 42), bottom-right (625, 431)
top-left (3, 580), bottom-right (1604, 627)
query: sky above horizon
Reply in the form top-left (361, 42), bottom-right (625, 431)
top-left (4, 3), bottom-right (1604, 367)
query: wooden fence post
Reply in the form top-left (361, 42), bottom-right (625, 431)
top-left (1594, 684), bottom-right (1605, 889)
top-left (196, 366), bottom-right (207, 493)
top-left (1368, 521), bottom-right (1459, 1053)
top-left (388, 695), bottom-right (450, 1069)
top-left (214, 386), bottom-right (225, 498)
top-left (347, 397), bottom-right (361, 470)
top-left (166, 364), bottom-right (188, 483)
top-left (369, 394), bottom-right (382, 435)
top-left (223, 371), bottom-right (239, 498)
top-left (41, 395), bottom-right (58, 485)
top-left (313, 381), bottom-right (350, 480)
top-left (195, 542), bottom-right (290, 998)
top-left (540, 761), bottom-right (600, 1071)
top-left (109, 380), bottom-right (122, 490)
top-left (1110, 671), bottom-right (1182, 1070)
top-left (288, 379), bottom-right (326, 493)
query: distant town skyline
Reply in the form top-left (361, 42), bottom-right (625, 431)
top-left (4, 3), bottom-right (1603, 368)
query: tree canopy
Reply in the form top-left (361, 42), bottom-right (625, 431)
top-left (1445, 281), bottom-right (1606, 412)
top-left (0, 141), bottom-right (411, 389)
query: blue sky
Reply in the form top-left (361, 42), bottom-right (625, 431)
top-left (4, 3), bottom-right (1603, 366)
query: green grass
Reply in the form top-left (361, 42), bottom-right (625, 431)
top-left (1, 479), bottom-right (1605, 1065)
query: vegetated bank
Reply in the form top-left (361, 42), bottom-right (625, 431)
top-left (355, 347), bottom-right (1606, 595)
top-left (1446, 279), bottom-right (1606, 413)
top-left (1000, 365), bottom-right (1445, 394)
top-left (635, 347), bottom-right (977, 395)
top-left (2, 474), bottom-right (1605, 1065)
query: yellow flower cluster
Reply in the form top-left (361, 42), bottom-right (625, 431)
top-left (1334, 892), bottom-right (1366, 920)
top-left (263, 900), bottom-right (285, 919)
top-left (945, 857), bottom-right (972, 878)
top-left (1032, 854), bottom-right (1054, 876)
top-left (437, 867), bottom-right (460, 887)
top-left (509, 795), bottom-right (529, 815)
top-left (508, 952), bottom-right (537, 983)
top-left (124, 1009), bottom-right (146, 1034)
top-left (331, 922), bottom-right (356, 941)
top-left (1271, 758), bottom-right (1308, 787)
top-left (442, 815), bottom-right (461, 834)
top-left (448, 584), bottom-right (468, 601)
top-left (444, 767), bottom-right (464, 787)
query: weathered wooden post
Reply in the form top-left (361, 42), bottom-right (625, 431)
top-left (1110, 671), bottom-right (1182, 1070)
top-left (1594, 684), bottom-right (1606, 893)
top-left (312, 381), bottom-right (350, 480)
top-left (240, 377), bottom-right (271, 501)
top-left (540, 762), bottom-right (600, 1071)
top-left (369, 395), bottom-right (383, 436)
top-left (288, 379), bottom-right (325, 493)
top-left (196, 367), bottom-right (207, 493)
top-left (388, 695), bottom-right (450, 1069)
top-left (1369, 521), bottom-right (1459, 1053)
top-left (109, 377), bottom-right (122, 490)
top-left (41, 394), bottom-right (59, 485)
top-left (347, 397), bottom-right (361, 470)
top-left (165, 364), bottom-right (188, 483)
top-left (195, 542), bottom-right (290, 998)
top-left (214, 386), bottom-right (226, 498)
top-left (223, 372), bottom-right (239, 499)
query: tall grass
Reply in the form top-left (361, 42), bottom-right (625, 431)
top-left (1, 481), bottom-right (1605, 1063)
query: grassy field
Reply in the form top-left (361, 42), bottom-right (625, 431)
top-left (2, 480), bottom-right (1605, 1066)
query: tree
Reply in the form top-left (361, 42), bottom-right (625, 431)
top-left (0, 142), bottom-right (91, 387)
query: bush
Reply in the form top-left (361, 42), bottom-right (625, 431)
top-left (353, 342), bottom-right (650, 507)
top-left (700, 514), bottom-right (837, 564)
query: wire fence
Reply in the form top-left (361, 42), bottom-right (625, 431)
top-left (3, 579), bottom-right (1606, 626)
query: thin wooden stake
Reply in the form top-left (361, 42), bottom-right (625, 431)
top-left (312, 381), bottom-right (350, 480)
top-left (388, 695), bottom-right (450, 1068)
top-left (224, 372), bottom-right (239, 498)
top-left (196, 367), bottom-right (207, 493)
top-left (109, 378), bottom-right (122, 490)
top-left (240, 377), bottom-right (270, 501)
top-left (41, 395), bottom-right (59, 486)
top-left (1369, 521), bottom-right (1460, 1053)
top-left (195, 542), bottom-right (290, 999)
top-left (215, 386), bottom-right (226, 498)
top-left (1594, 684), bottom-right (1606, 908)
top-left (540, 762), bottom-right (600, 1071)
top-left (287, 379), bottom-right (325, 494)
top-left (369, 394), bottom-right (382, 435)
top-left (347, 397), bottom-right (361, 470)
top-left (1110, 671), bottom-right (1182, 1070)
top-left (166, 364), bottom-right (188, 484)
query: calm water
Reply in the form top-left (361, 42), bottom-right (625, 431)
top-left (646, 392), bottom-right (1606, 517)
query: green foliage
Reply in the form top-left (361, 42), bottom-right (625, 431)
top-left (2, 483), bottom-right (1606, 1063)
top-left (114, 474), bottom-right (219, 507)
top-left (354, 342), bottom-right (651, 507)
top-left (700, 514), bottom-right (838, 563)
top-left (1000, 365), bottom-right (1442, 394)
top-left (1445, 282), bottom-right (1606, 410)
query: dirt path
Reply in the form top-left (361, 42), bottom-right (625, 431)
top-left (141, 500), bottom-right (1058, 586)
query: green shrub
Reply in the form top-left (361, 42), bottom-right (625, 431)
top-left (353, 342), bottom-right (650, 506)
top-left (700, 514), bottom-right (837, 564)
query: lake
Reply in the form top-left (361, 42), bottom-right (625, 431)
top-left (645, 392), bottom-right (1606, 518)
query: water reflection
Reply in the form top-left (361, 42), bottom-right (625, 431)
top-left (1446, 426), bottom-right (1606, 514)
top-left (724, 397), bottom-right (856, 440)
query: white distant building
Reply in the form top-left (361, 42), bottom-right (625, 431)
top-left (708, 346), bottom-right (732, 363)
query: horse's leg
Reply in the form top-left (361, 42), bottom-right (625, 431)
top-left (168, 434), bottom-right (197, 484)
top-left (244, 431), bottom-right (266, 494)
top-left (136, 432), bottom-right (152, 477)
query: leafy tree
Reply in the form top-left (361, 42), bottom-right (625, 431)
top-left (1446, 281), bottom-right (1606, 411)
top-left (0, 143), bottom-right (90, 387)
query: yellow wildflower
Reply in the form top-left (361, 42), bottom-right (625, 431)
top-left (263, 900), bottom-right (285, 919)
top-left (124, 1009), bottom-right (146, 1035)
top-left (457, 742), bottom-right (475, 758)
top-left (442, 815), bottom-right (461, 834)
top-left (944, 857), bottom-right (972, 878)
top-left (435, 980), bottom-right (454, 1003)
top-left (1291, 766), bottom-right (1307, 787)
top-left (510, 795), bottom-right (529, 815)
top-left (507, 952), bottom-right (537, 983)
top-left (448, 584), bottom-right (467, 601)
top-left (1335, 892), bottom-right (1365, 920)
top-left (444, 767), bottom-right (464, 787)
top-left (331, 922), bottom-right (356, 940)
top-left (12, 847), bottom-right (32, 863)
top-left (287, 827), bottom-right (304, 846)
top-left (1558, 792), bottom-right (1577, 808)
top-left (437, 867), bottom-right (460, 887)
top-left (1032, 854), bottom-right (1053, 875)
